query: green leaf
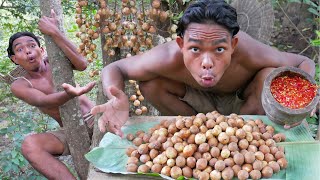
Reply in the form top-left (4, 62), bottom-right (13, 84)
top-left (306, 116), bottom-right (318, 124)
top-left (0, 128), bottom-right (8, 135)
top-left (283, 142), bottom-right (320, 179)
top-left (182, 0), bottom-right (191, 5)
top-left (18, 154), bottom-right (26, 162)
top-left (5, 126), bottom-right (17, 133)
top-left (308, 8), bottom-right (320, 16)
top-left (311, 39), bottom-right (320, 46)
top-left (288, 0), bottom-right (301, 3)
top-left (13, 132), bottom-right (23, 140)
top-left (3, 165), bottom-right (12, 173)
top-left (11, 150), bottom-right (18, 158)
top-left (11, 158), bottom-right (20, 166)
top-left (304, 0), bottom-right (318, 8)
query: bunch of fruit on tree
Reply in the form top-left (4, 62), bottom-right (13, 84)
top-left (125, 111), bottom-right (288, 180)
top-left (129, 79), bottom-right (148, 115)
top-left (75, 0), bottom-right (182, 114)
top-left (74, 0), bottom-right (175, 67)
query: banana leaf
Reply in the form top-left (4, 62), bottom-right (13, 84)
top-left (85, 115), bottom-right (318, 179)
top-left (279, 141), bottom-right (320, 180)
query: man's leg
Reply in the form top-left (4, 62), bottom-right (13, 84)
top-left (139, 77), bottom-right (196, 115)
top-left (240, 67), bottom-right (275, 115)
top-left (21, 133), bottom-right (76, 180)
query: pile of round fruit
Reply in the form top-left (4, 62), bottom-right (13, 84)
top-left (125, 112), bottom-right (288, 180)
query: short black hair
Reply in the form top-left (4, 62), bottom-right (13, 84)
top-left (177, 0), bottom-right (239, 37)
top-left (7, 32), bottom-right (40, 64)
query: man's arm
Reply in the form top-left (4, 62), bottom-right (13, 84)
top-left (38, 9), bottom-right (87, 71)
top-left (237, 32), bottom-right (315, 76)
top-left (10, 81), bottom-right (95, 108)
top-left (275, 52), bottom-right (315, 77)
top-left (91, 41), bottom-right (182, 136)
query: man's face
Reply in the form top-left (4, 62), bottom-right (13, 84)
top-left (11, 36), bottom-right (44, 71)
top-left (176, 23), bottom-right (238, 88)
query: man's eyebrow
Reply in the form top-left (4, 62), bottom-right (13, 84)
top-left (212, 38), bottom-right (227, 45)
top-left (188, 38), bottom-right (203, 45)
top-left (13, 39), bottom-right (36, 48)
top-left (187, 38), bottom-right (228, 46)
top-left (13, 43), bottom-right (21, 48)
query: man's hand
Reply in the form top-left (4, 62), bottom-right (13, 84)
top-left (38, 9), bottom-right (59, 36)
top-left (62, 82), bottom-right (96, 98)
top-left (90, 86), bottom-right (129, 137)
top-left (284, 121), bottom-right (302, 129)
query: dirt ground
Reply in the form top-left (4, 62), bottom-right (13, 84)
top-left (271, 2), bottom-right (319, 60)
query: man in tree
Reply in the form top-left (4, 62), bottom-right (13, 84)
top-left (7, 10), bottom-right (94, 179)
top-left (91, 0), bottom-right (315, 137)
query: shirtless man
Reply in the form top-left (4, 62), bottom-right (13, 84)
top-left (91, 0), bottom-right (315, 137)
top-left (8, 10), bottom-right (95, 179)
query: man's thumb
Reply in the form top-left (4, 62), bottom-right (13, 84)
top-left (62, 83), bottom-right (71, 91)
top-left (109, 86), bottom-right (124, 99)
top-left (51, 9), bottom-right (56, 18)
top-left (115, 129), bottom-right (124, 138)
top-left (91, 104), bottom-right (106, 115)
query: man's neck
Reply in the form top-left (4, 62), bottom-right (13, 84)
top-left (27, 60), bottom-right (49, 79)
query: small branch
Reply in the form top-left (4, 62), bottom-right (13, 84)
top-left (0, 5), bottom-right (19, 10)
top-left (299, 44), bottom-right (311, 54)
top-left (0, 0), bottom-right (6, 7)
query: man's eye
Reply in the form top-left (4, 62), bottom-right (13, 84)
top-left (17, 48), bottom-right (22, 52)
top-left (191, 47), bottom-right (199, 53)
top-left (216, 47), bottom-right (225, 53)
top-left (31, 44), bottom-right (36, 48)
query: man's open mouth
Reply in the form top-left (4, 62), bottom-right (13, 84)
top-left (27, 56), bottom-right (36, 63)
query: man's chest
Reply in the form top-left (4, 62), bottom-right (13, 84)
top-left (218, 63), bottom-right (257, 92)
top-left (30, 75), bottom-right (56, 95)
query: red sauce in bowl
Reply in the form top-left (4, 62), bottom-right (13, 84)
top-left (270, 73), bottom-right (317, 109)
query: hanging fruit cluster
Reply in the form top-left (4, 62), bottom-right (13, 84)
top-left (75, 0), bottom-right (172, 61)
top-left (75, 0), bottom-right (100, 62)
top-left (129, 80), bottom-right (148, 115)
top-left (75, 0), bottom-right (180, 114)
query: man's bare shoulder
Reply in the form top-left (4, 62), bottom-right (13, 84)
top-left (124, 41), bottom-right (183, 71)
top-left (10, 78), bottom-right (33, 98)
top-left (113, 40), bottom-right (186, 82)
top-left (151, 41), bottom-right (184, 68)
top-left (233, 31), bottom-right (276, 69)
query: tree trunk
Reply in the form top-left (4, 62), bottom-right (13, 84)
top-left (39, 0), bottom-right (90, 179)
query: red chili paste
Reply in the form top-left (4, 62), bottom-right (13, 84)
top-left (270, 73), bottom-right (317, 109)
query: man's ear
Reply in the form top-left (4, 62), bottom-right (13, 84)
top-left (231, 36), bottom-right (238, 51)
top-left (40, 47), bottom-right (45, 54)
top-left (40, 47), bottom-right (46, 59)
top-left (176, 36), bottom-right (184, 49)
top-left (10, 55), bottom-right (19, 65)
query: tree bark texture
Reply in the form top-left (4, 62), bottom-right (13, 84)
top-left (39, 0), bottom-right (90, 179)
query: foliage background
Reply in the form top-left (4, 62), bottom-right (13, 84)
top-left (0, 0), bottom-right (318, 179)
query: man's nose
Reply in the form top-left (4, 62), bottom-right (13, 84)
top-left (25, 47), bottom-right (31, 55)
top-left (201, 54), bottom-right (213, 70)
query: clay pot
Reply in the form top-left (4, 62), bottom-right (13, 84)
top-left (261, 66), bottom-right (319, 126)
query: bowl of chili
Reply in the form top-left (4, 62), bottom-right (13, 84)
top-left (262, 66), bottom-right (319, 126)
